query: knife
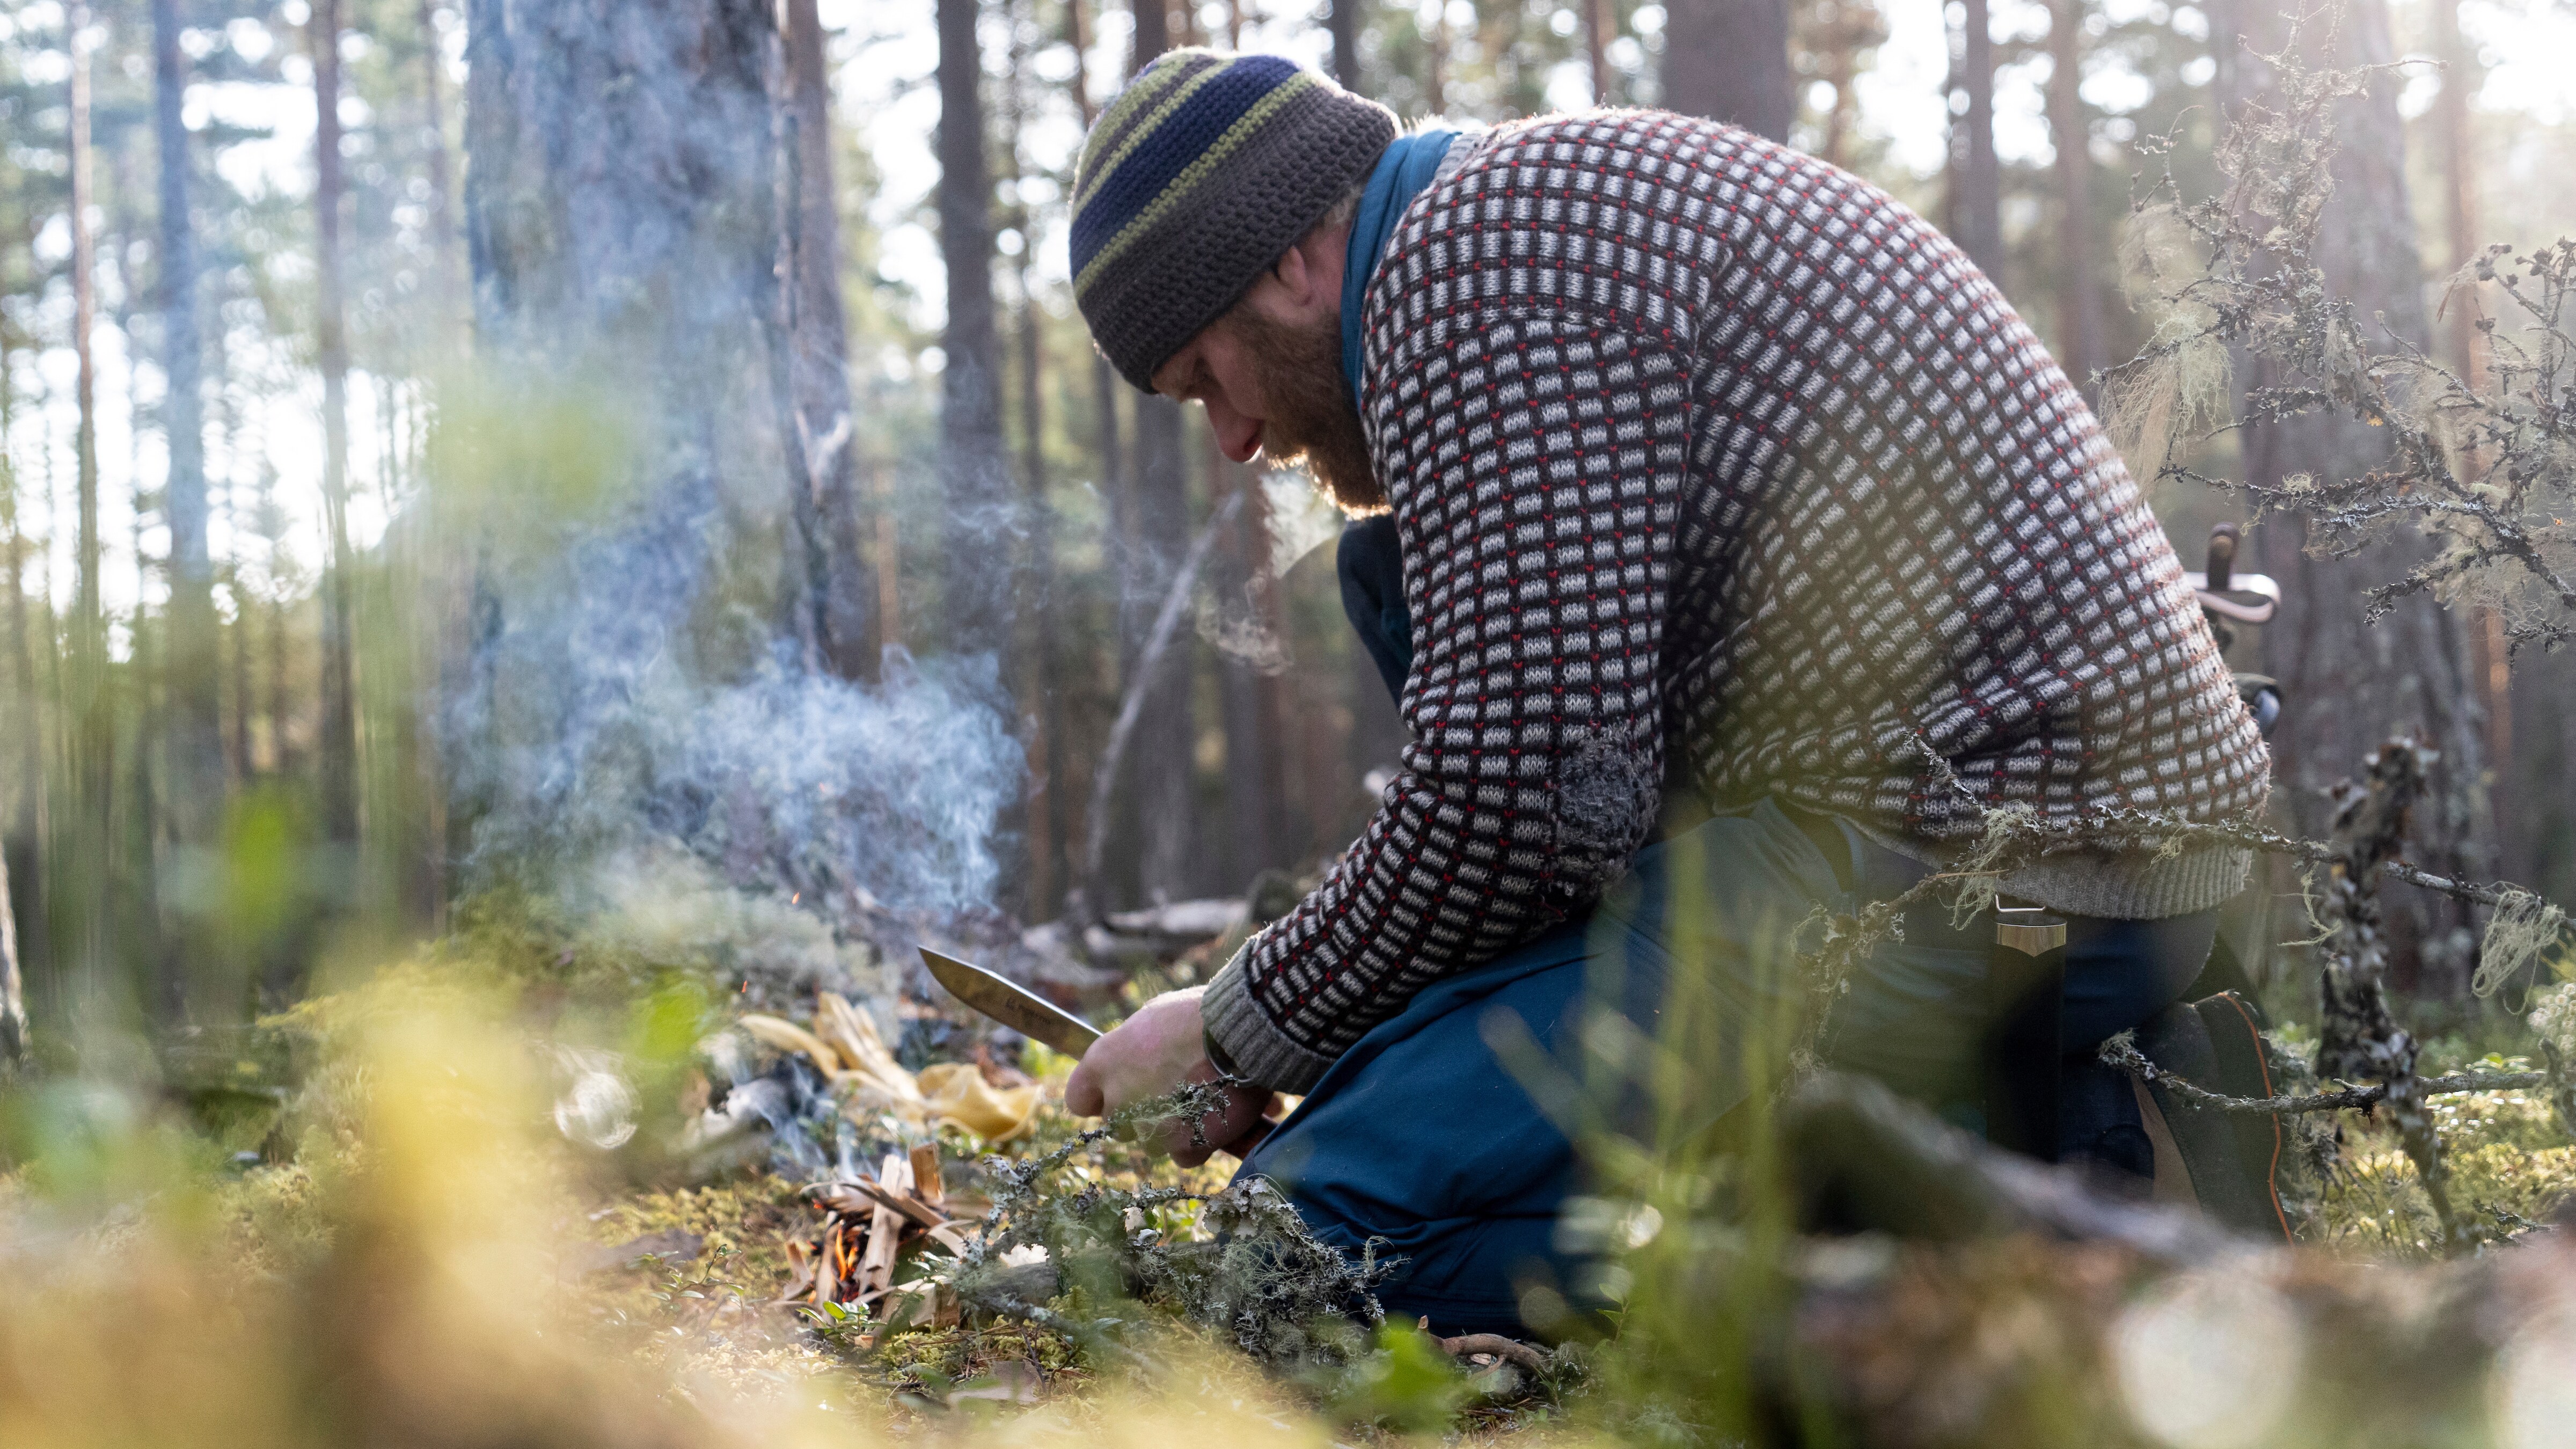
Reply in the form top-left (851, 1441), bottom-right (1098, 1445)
top-left (918, 947), bottom-right (1102, 1059)
top-left (917, 947), bottom-right (1278, 1154)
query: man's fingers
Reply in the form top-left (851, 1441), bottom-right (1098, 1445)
top-left (1163, 1087), bottom-right (1271, 1166)
top-left (1064, 1059), bottom-right (1104, 1117)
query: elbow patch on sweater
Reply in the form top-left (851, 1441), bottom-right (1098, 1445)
top-left (1549, 728), bottom-right (1662, 900)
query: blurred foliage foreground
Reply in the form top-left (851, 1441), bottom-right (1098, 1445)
top-left (3, 931), bottom-right (2576, 1449)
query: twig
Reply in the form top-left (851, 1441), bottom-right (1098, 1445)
top-left (1075, 488), bottom-right (1246, 923)
top-left (2099, 1033), bottom-right (2545, 1115)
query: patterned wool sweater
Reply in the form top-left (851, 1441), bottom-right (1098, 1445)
top-left (1203, 111), bottom-right (2271, 1093)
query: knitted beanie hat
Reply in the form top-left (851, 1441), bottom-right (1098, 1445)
top-left (1070, 49), bottom-right (1396, 392)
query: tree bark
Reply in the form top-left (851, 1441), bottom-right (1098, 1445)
top-left (463, 0), bottom-right (841, 899)
top-left (0, 845), bottom-right (22, 1065)
top-left (1126, 400), bottom-right (1195, 903)
top-left (1813, 0), bottom-right (1883, 170)
top-left (228, 546), bottom-right (253, 777)
top-left (129, 504), bottom-right (172, 1022)
top-left (1106, 2), bottom-right (1196, 907)
top-left (938, 0), bottom-right (1010, 661)
top-left (157, 0), bottom-right (225, 872)
top-left (2214, 0), bottom-right (2498, 993)
top-left (1213, 450), bottom-right (1288, 889)
top-left (1325, 0), bottom-right (1361, 93)
top-left (259, 470), bottom-right (294, 778)
top-left (67, 1), bottom-right (113, 1013)
top-left (0, 341), bottom-right (45, 1042)
top-left (782, 0), bottom-right (879, 680)
top-left (1066, 0), bottom-right (1122, 909)
top-left (1001, 4), bottom-right (1065, 919)
top-left (1949, 0), bottom-right (2004, 280)
top-left (1425, 0), bottom-right (1448, 115)
top-left (312, 0), bottom-right (360, 851)
top-left (1583, 0), bottom-right (1611, 107)
top-left (1663, 0), bottom-right (1792, 142)
top-left (418, 0), bottom-right (465, 352)
top-left (2427, 0), bottom-right (2509, 779)
top-left (2046, 0), bottom-right (2102, 389)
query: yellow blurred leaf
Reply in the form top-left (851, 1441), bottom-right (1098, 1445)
top-left (736, 1015), bottom-right (843, 1078)
top-left (919, 1063), bottom-right (1042, 1143)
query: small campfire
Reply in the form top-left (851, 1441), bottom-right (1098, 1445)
top-left (781, 1143), bottom-right (974, 1329)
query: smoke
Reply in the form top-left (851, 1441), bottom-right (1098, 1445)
top-left (650, 649), bottom-right (1021, 916)
top-left (441, 1), bottom-right (1026, 983)
top-left (436, 386), bottom-right (1023, 969)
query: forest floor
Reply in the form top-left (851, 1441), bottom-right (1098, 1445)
top-left (14, 965), bottom-right (2574, 1446)
top-left (476, 1016), bottom-right (2576, 1435)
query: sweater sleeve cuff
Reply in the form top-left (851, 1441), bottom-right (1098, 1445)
top-left (1201, 943), bottom-right (1335, 1095)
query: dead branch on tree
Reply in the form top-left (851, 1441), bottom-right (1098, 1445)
top-left (2103, 22), bottom-right (2576, 653)
top-left (1075, 490), bottom-right (1246, 927)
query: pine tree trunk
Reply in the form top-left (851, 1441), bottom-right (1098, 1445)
top-left (462, 0), bottom-right (819, 892)
top-left (2215, 0), bottom-right (2499, 993)
top-left (1816, 1), bottom-right (1878, 170)
top-left (262, 468), bottom-right (294, 778)
top-left (0, 845), bottom-right (23, 1064)
top-left (1064, 0), bottom-right (1121, 908)
top-left (1424, 1), bottom-right (1447, 114)
top-left (157, 0), bottom-right (225, 875)
top-left (2427, 0), bottom-right (2511, 786)
top-left (1663, 0), bottom-right (1792, 142)
top-left (1108, 2), bottom-right (1195, 907)
top-left (782, 0), bottom-right (879, 681)
top-left (2046, 0), bottom-right (2102, 389)
top-left (129, 530), bottom-right (172, 1021)
top-left (1213, 450), bottom-right (1288, 889)
top-left (228, 552), bottom-right (253, 777)
top-left (1583, 0), bottom-right (1611, 107)
top-left (1128, 400), bottom-right (1194, 904)
top-left (312, 0), bottom-right (360, 853)
top-left (67, 1), bottom-right (113, 1012)
top-left (1950, 0), bottom-right (2004, 279)
top-left (938, 0), bottom-right (1010, 660)
top-left (1, 372), bottom-right (43, 1044)
top-left (1324, 0), bottom-right (1360, 92)
top-left (417, 0), bottom-right (464, 350)
top-left (1001, 5), bottom-right (1066, 919)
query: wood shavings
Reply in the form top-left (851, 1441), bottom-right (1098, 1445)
top-left (735, 1015), bottom-right (842, 1077)
top-left (918, 1063), bottom-right (1042, 1143)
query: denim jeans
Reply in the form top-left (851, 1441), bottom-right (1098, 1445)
top-left (1237, 800), bottom-right (2216, 1335)
top-left (1233, 522), bottom-right (2216, 1335)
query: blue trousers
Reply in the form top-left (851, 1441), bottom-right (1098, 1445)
top-left (1237, 801), bottom-right (2215, 1335)
top-left (1240, 522), bottom-right (2216, 1336)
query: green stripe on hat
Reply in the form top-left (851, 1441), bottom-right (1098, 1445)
top-left (1073, 72), bottom-right (1319, 298)
top-left (1075, 52), bottom-right (1228, 203)
top-left (1068, 49), bottom-right (1397, 392)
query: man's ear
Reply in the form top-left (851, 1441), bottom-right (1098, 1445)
top-left (1270, 237), bottom-right (1320, 308)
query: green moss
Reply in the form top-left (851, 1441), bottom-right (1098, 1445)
top-left (578, 1175), bottom-right (811, 1319)
top-left (2315, 1085), bottom-right (2576, 1254)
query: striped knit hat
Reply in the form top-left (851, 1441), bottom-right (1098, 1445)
top-left (1071, 50), bottom-right (1396, 392)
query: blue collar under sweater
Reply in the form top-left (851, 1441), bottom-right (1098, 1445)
top-left (1340, 129), bottom-right (1458, 411)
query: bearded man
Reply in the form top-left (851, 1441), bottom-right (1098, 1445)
top-left (1058, 50), bottom-right (2272, 1334)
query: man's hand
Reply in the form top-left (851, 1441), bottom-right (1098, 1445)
top-left (1063, 986), bottom-right (1275, 1166)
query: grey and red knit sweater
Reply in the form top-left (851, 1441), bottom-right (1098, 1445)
top-left (1202, 111), bottom-right (2271, 1093)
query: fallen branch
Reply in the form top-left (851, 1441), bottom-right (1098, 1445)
top-left (1780, 1071), bottom-right (2250, 1267)
top-left (2099, 1033), bottom-right (2546, 1115)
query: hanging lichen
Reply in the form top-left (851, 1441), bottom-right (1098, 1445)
top-left (2472, 889), bottom-right (2569, 998)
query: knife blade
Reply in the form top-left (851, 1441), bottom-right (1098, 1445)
top-left (918, 947), bottom-right (1102, 1059)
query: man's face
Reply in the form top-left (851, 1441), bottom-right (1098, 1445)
top-left (1150, 233), bottom-right (1386, 514)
